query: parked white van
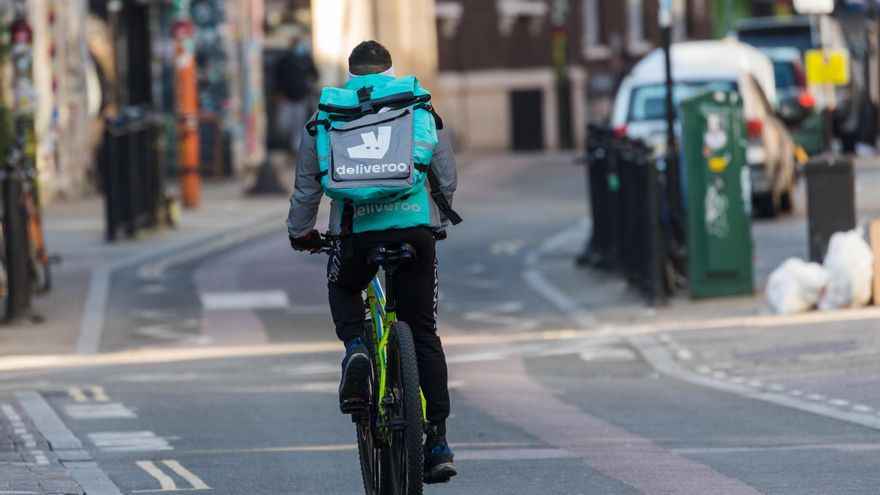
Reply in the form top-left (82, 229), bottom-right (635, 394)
top-left (611, 39), bottom-right (797, 217)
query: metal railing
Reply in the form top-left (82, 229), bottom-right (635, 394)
top-left (580, 124), bottom-right (678, 305)
top-left (99, 106), bottom-right (166, 241)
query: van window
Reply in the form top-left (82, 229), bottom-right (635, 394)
top-left (627, 81), bottom-right (738, 122)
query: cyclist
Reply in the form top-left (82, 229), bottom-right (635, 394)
top-left (286, 41), bottom-right (459, 484)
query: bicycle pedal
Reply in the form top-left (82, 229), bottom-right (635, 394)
top-left (340, 399), bottom-right (369, 414)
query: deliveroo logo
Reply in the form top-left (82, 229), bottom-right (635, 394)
top-left (347, 126), bottom-right (392, 159)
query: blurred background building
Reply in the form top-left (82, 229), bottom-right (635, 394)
top-left (0, 0), bottom-right (877, 205)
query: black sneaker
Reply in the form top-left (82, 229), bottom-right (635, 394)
top-left (423, 429), bottom-right (457, 484)
top-left (339, 338), bottom-right (371, 413)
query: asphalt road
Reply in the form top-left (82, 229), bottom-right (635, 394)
top-left (4, 153), bottom-right (880, 494)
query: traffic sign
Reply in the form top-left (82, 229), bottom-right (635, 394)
top-left (805, 49), bottom-right (850, 86)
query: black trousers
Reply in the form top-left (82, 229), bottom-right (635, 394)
top-left (328, 226), bottom-right (450, 424)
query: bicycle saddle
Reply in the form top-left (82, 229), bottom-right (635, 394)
top-left (366, 243), bottom-right (418, 267)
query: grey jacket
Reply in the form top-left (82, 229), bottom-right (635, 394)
top-left (286, 118), bottom-right (458, 238)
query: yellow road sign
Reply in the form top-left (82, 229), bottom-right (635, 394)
top-left (805, 49), bottom-right (850, 86)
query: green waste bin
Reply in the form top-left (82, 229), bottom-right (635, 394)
top-left (681, 91), bottom-right (753, 299)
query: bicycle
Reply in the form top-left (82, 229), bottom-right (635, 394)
top-left (319, 236), bottom-right (426, 495)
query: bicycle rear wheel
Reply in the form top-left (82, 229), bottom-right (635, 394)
top-left (380, 321), bottom-right (424, 495)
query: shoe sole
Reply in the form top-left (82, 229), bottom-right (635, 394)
top-left (424, 463), bottom-right (457, 484)
top-left (339, 353), bottom-right (371, 414)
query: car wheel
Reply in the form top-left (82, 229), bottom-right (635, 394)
top-left (754, 192), bottom-right (778, 218)
top-left (780, 188), bottom-right (794, 213)
top-left (841, 132), bottom-right (858, 154)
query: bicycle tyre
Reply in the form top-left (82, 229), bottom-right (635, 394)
top-left (357, 415), bottom-right (380, 495)
top-left (380, 321), bottom-right (424, 495)
top-left (358, 320), bottom-right (381, 495)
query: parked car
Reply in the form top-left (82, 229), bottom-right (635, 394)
top-left (611, 39), bottom-right (797, 217)
top-left (736, 15), bottom-right (867, 152)
top-left (759, 47), bottom-right (823, 157)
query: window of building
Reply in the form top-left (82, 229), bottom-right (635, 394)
top-left (626, 0), bottom-right (652, 55)
top-left (582, 0), bottom-right (611, 60)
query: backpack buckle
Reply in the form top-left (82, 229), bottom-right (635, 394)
top-left (357, 86), bottom-right (374, 115)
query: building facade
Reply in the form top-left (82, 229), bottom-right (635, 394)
top-left (434, 0), bottom-right (714, 151)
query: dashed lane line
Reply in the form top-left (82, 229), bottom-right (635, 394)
top-left (630, 334), bottom-right (880, 431)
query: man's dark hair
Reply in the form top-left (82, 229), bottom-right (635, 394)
top-left (348, 41), bottom-right (393, 75)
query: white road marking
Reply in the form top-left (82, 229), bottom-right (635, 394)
top-left (631, 335), bottom-right (880, 431)
top-left (162, 460), bottom-right (209, 489)
top-left (134, 460), bottom-right (210, 492)
top-left (272, 363), bottom-right (339, 376)
top-left (138, 220), bottom-right (279, 280)
top-left (65, 403), bottom-right (136, 420)
top-left (200, 290), bottom-right (289, 311)
top-left (489, 239), bottom-right (525, 256)
top-left (68, 387), bottom-right (88, 403)
top-left (136, 325), bottom-right (213, 345)
top-left (578, 346), bottom-right (638, 362)
top-left (89, 432), bottom-right (173, 452)
top-left (462, 302), bottom-right (540, 332)
top-left (136, 461), bottom-right (177, 490)
top-left (91, 386), bottom-right (110, 402)
top-left (140, 285), bottom-right (167, 295)
top-left (77, 215), bottom-right (279, 354)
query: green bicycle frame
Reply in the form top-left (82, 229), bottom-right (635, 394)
top-left (365, 274), bottom-right (428, 426)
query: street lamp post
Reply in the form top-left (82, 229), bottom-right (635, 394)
top-left (659, 0), bottom-right (681, 219)
top-left (552, 0), bottom-right (573, 149)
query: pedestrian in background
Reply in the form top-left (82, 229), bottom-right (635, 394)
top-left (274, 37), bottom-right (318, 154)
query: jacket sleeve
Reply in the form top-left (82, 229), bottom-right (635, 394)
top-left (430, 128), bottom-right (457, 209)
top-left (286, 118), bottom-right (323, 238)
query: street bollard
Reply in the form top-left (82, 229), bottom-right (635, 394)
top-left (578, 124), bottom-right (673, 304)
top-left (804, 155), bottom-right (856, 263)
top-left (579, 124), bottom-right (610, 267)
top-left (2, 167), bottom-right (31, 320)
top-left (101, 107), bottom-right (165, 241)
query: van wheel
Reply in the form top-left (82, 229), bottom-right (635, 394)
top-left (780, 182), bottom-right (795, 213)
top-left (754, 193), bottom-right (778, 218)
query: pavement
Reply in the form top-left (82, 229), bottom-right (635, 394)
top-left (1, 151), bottom-right (880, 493)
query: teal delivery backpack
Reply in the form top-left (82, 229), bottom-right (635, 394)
top-left (308, 75), bottom-right (439, 206)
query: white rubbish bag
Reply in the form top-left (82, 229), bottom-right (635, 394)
top-left (818, 229), bottom-right (875, 311)
top-left (766, 258), bottom-right (830, 314)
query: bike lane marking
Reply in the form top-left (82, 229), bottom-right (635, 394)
top-left (457, 356), bottom-right (764, 495)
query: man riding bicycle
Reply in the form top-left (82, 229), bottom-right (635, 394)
top-left (286, 41), bottom-right (459, 484)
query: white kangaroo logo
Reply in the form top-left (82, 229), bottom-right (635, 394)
top-left (347, 126), bottom-right (392, 159)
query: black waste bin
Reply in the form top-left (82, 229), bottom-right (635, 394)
top-left (804, 155), bottom-right (856, 263)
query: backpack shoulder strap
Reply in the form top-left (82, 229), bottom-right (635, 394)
top-left (427, 169), bottom-right (462, 225)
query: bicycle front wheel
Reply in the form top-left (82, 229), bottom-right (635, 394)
top-left (381, 321), bottom-right (424, 495)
